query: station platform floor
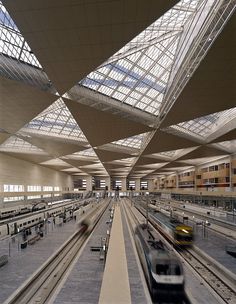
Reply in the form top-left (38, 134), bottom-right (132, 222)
top-left (54, 203), bottom-right (148, 304)
top-left (0, 219), bottom-right (77, 303)
top-left (193, 223), bottom-right (236, 275)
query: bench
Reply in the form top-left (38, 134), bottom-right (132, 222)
top-left (0, 255), bottom-right (8, 267)
top-left (28, 234), bottom-right (41, 245)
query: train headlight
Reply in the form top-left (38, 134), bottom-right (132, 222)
top-left (182, 229), bottom-right (189, 234)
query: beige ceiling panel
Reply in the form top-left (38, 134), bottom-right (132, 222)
top-left (160, 162), bottom-right (191, 169)
top-left (42, 164), bottom-right (72, 171)
top-left (64, 99), bottom-right (153, 147)
top-left (136, 156), bottom-right (166, 166)
top-left (211, 129), bottom-right (236, 143)
top-left (177, 146), bottom-right (228, 161)
top-left (3, 152), bottom-right (52, 164)
top-left (142, 130), bottom-right (198, 155)
top-left (95, 149), bottom-right (132, 162)
top-left (64, 159), bottom-right (96, 168)
top-left (161, 14), bottom-right (236, 128)
top-left (25, 135), bottom-right (85, 158)
top-left (0, 76), bottom-right (56, 134)
top-left (0, 133), bottom-right (10, 145)
top-left (4, 0), bottom-right (178, 94)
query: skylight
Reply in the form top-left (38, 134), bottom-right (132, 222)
top-left (163, 107), bottom-right (236, 141)
top-left (22, 98), bottom-right (87, 142)
top-left (0, 136), bottom-right (45, 153)
top-left (80, 0), bottom-right (201, 116)
top-left (0, 2), bottom-right (41, 68)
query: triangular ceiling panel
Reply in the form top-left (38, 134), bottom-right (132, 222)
top-left (64, 98), bottom-right (153, 147)
top-left (0, 76), bottom-right (56, 134)
top-left (63, 159), bottom-right (96, 168)
top-left (95, 148), bottom-right (132, 162)
top-left (212, 128), bottom-right (236, 144)
top-left (24, 135), bottom-right (86, 158)
top-left (0, 133), bottom-right (10, 145)
top-left (177, 145), bottom-right (227, 161)
top-left (1, 152), bottom-right (51, 164)
top-left (161, 14), bottom-right (236, 128)
top-left (4, 0), bottom-right (178, 94)
top-left (136, 156), bottom-right (167, 166)
top-left (160, 162), bottom-right (193, 170)
top-left (142, 130), bottom-right (198, 155)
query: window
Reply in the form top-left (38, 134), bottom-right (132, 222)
top-left (141, 180), bottom-right (148, 190)
top-left (54, 186), bottom-right (60, 191)
top-left (43, 186), bottom-right (53, 191)
top-left (3, 196), bottom-right (24, 202)
top-left (4, 184), bottom-right (24, 192)
top-left (27, 195), bottom-right (41, 199)
top-left (233, 168), bottom-right (236, 175)
top-left (128, 180), bottom-right (135, 190)
top-left (197, 175), bottom-right (201, 179)
top-left (27, 185), bottom-right (41, 191)
top-left (43, 194), bottom-right (51, 198)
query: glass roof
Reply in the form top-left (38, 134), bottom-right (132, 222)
top-left (22, 98), bottom-right (88, 142)
top-left (73, 148), bottom-right (97, 157)
top-left (0, 2), bottom-right (41, 68)
top-left (40, 158), bottom-right (71, 166)
top-left (112, 132), bottom-right (150, 150)
top-left (0, 136), bottom-right (45, 153)
top-left (163, 107), bottom-right (236, 141)
top-left (211, 141), bottom-right (236, 154)
top-left (80, 0), bottom-right (200, 116)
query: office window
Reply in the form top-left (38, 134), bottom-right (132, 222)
top-left (27, 185), bottom-right (41, 191)
top-left (4, 184), bottom-right (24, 192)
top-left (3, 196), bottom-right (24, 202)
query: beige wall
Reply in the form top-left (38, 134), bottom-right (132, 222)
top-left (0, 152), bottom-right (73, 192)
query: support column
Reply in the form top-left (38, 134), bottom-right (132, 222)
top-left (86, 175), bottom-right (93, 191)
top-left (121, 177), bottom-right (127, 191)
top-left (134, 178), bottom-right (140, 191)
top-left (104, 176), bottom-right (111, 191)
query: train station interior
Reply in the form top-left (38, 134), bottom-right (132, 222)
top-left (0, 1), bottom-right (236, 304)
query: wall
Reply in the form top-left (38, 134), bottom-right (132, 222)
top-left (0, 152), bottom-right (73, 198)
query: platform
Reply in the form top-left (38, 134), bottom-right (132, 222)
top-left (0, 219), bottom-right (76, 303)
top-left (99, 205), bottom-right (131, 304)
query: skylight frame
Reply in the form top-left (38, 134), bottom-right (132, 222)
top-left (0, 2), bottom-right (41, 68)
top-left (80, 0), bottom-right (201, 116)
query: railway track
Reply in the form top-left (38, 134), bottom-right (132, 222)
top-left (178, 248), bottom-right (236, 304)
top-left (3, 201), bottom-right (109, 304)
top-left (132, 199), bottom-right (236, 304)
top-left (121, 199), bottom-right (191, 304)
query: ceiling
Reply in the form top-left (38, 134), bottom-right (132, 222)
top-left (0, 0), bottom-right (235, 180)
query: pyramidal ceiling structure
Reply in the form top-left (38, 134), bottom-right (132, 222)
top-left (0, 0), bottom-right (235, 180)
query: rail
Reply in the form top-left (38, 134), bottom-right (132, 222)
top-left (133, 199), bottom-right (236, 304)
top-left (3, 200), bottom-right (109, 304)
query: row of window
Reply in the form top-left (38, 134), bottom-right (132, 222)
top-left (3, 185), bottom-right (61, 192)
top-left (3, 193), bottom-right (61, 202)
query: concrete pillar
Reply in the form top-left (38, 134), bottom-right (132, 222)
top-left (148, 179), bottom-right (155, 192)
top-left (104, 176), bottom-right (111, 191)
top-left (121, 177), bottom-right (127, 191)
top-left (134, 178), bottom-right (140, 191)
top-left (86, 176), bottom-right (93, 191)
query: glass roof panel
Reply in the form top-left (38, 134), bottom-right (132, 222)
top-left (112, 132), bottom-right (150, 150)
top-left (0, 2), bottom-right (41, 68)
top-left (163, 107), bottom-right (236, 141)
top-left (80, 0), bottom-right (201, 116)
top-left (0, 136), bottom-right (45, 153)
top-left (211, 141), bottom-right (236, 154)
top-left (22, 98), bottom-right (87, 142)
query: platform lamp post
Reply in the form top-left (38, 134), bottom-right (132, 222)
top-left (146, 195), bottom-right (149, 227)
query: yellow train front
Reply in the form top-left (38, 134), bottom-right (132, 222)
top-left (173, 224), bottom-right (193, 246)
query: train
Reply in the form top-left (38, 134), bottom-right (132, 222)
top-left (135, 223), bottom-right (185, 301)
top-left (0, 199), bottom-right (95, 239)
top-left (0, 199), bottom-right (73, 219)
top-left (135, 200), bottom-right (194, 247)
